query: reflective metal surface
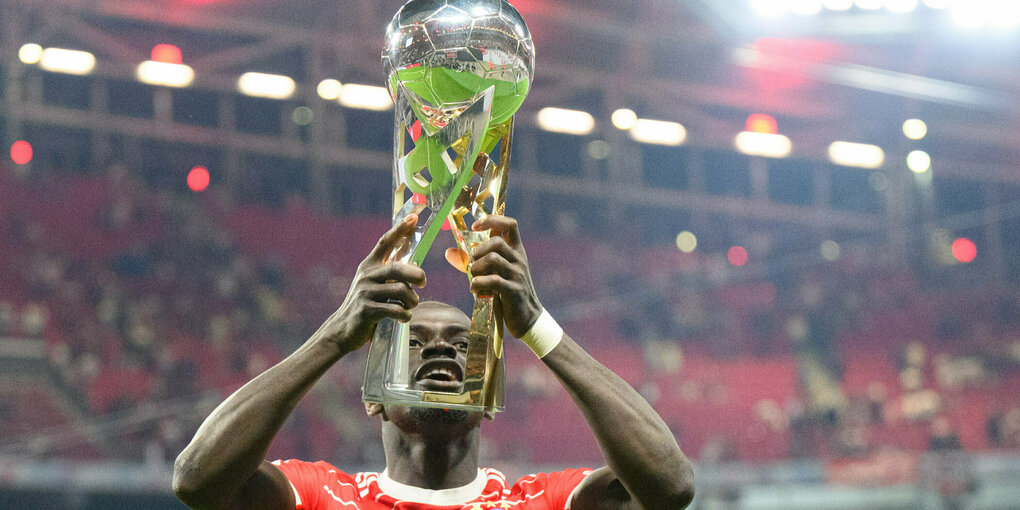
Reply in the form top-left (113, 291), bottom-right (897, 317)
top-left (363, 0), bottom-right (532, 413)
top-left (383, 0), bottom-right (534, 132)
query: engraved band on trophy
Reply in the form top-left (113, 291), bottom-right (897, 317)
top-left (362, 0), bottom-right (534, 412)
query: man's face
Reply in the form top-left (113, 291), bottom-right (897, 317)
top-left (373, 301), bottom-right (491, 433)
top-left (406, 301), bottom-right (471, 393)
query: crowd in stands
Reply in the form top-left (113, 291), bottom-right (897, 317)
top-left (2, 161), bottom-right (1020, 472)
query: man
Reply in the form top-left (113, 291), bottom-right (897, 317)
top-left (173, 214), bottom-right (694, 510)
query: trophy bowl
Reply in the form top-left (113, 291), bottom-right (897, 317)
top-left (382, 0), bottom-right (534, 132)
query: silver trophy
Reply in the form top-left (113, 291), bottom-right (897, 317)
top-left (362, 0), bottom-right (534, 412)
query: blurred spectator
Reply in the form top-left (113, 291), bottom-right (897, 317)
top-left (929, 416), bottom-right (963, 451)
top-left (0, 302), bottom-right (14, 336)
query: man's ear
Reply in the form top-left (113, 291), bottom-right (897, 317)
top-left (365, 402), bottom-right (387, 419)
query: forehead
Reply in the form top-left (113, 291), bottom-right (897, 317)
top-left (409, 302), bottom-right (470, 330)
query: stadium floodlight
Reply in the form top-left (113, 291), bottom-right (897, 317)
top-left (611, 109), bottom-right (638, 130)
top-left (338, 83), bottom-right (393, 111)
top-left (19, 43), bottom-right (43, 64)
top-left (39, 47), bottom-right (96, 75)
top-left (750, 0), bottom-right (791, 17)
top-left (951, 2), bottom-right (988, 29)
top-left (855, 0), bottom-right (884, 9)
top-left (828, 141), bottom-right (885, 168)
top-left (735, 131), bottom-right (792, 158)
top-left (991, 1), bottom-right (1020, 28)
top-left (317, 79), bottom-right (343, 100)
top-left (902, 119), bottom-right (928, 140)
top-left (536, 107), bottom-right (595, 135)
top-left (821, 240), bottom-right (842, 261)
top-left (823, 0), bottom-right (854, 10)
top-left (791, 0), bottom-right (823, 15)
top-left (676, 231), bottom-right (698, 253)
top-left (237, 72), bottom-right (296, 100)
top-left (136, 61), bottom-right (195, 88)
top-left (907, 150), bottom-right (932, 173)
top-left (629, 119), bottom-right (687, 146)
top-left (885, 0), bottom-right (919, 13)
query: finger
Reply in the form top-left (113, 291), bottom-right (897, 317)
top-left (470, 236), bottom-right (521, 266)
top-left (367, 301), bottom-right (413, 323)
top-left (470, 274), bottom-right (519, 299)
top-left (469, 251), bottom-right (520, 282)
top-left (367, 214), bottom-right (418, 264)
top-left (445, 247), bottom-right (470, 274)
top-left (472, 215), bottom-right (521, 247)
top-left (365, 262), bottom-right (427, 288)
top-left (367, 282), bottom-right (420, 310)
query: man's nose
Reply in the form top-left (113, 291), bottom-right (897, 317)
top-left (422, 337), bottom-right (457, 359)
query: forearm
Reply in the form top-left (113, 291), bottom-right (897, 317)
top-left (173, 337), bottom-right (344, 508)
top-left (542, 334), bottom-right (694, 510)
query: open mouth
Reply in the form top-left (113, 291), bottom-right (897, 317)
top-left (413, 359), bottom-right (464, 391)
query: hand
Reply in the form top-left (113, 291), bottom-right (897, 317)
top-left (312, 214), bottom-right (427, 355)
top-left (465, 215), bottom-right (543, 339)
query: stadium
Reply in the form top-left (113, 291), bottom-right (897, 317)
top-left (1, 0), bottom-right (1019, 508)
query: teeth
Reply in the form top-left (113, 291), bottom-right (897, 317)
top-left (425, 368), bottom-right (457, 381)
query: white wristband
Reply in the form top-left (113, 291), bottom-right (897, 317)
top-left (520, 309), bottom-right (563, 358)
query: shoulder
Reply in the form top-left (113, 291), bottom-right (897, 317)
top-left (272, 459), bottom-right (357, 481)
top-left (272, 459), bottom-right (379, 508)
top-left (509, 468), bottom-right (595, 505)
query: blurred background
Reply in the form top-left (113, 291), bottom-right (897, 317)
top-left (1, 0), bottom-right (1019, 508)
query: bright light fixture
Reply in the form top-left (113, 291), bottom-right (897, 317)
top-left (821, 240), bottom-right (842, 261)
top-left (828, 141), bottom-right (885, 168)
top-left (751, 0), bottom-right (791, 17)
top-left (885, 0), bottom-right (919, 13)
top-left (536, 107), bottom-right (595, 136)
top-left (855, 0), bottom-right (884, 9)
top-left (629, 119), bottom-right (687, 146)
top-left (338, 83), bottom-right (393, 111)
top-left (902, 119), bottom-right (928, 140)
top-left (39, 47), bottom-right (96, 75)
top-left (611, 109), bottom-right (638, 130)
top-left (237, 72), bottom-right (296, 99)
top-left (922, 0), bottom-right (953, 9)
top-left (735, 131), bottom-right (792, 158)
top-left (991, 1), bottom-right (1020, 28)
top-left (823, 0), bottom-right (854, 10)
top-left (951, 3), bottom-right (988, 29)
top-left (907, 150), bottom-right (931, 173)
top-left (317, 79), bottom-right (343, 100)
top-left (676, 232), bottom-right (698, 253)
top-left (19, 43), bottom-right (43, 64)
top-left (136, 61), bottom-right (195, 88)
top-left (791, 0), bottom-right (823, 15)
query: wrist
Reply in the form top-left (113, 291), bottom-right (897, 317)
top-left (519, 308), bottom-right (563, 358)
top-left (308, 329), bottom-right (355, 360)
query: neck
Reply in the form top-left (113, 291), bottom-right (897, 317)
top-left (381, 421), bottom-right (481, 490)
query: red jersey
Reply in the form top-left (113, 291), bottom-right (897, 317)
top-left (272, 459), bottom-right (593, 510)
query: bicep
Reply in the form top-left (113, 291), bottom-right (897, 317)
top-left (229, 461), bottom-right (297, 510)
top-left (568, 467), bottom-right (642, 510)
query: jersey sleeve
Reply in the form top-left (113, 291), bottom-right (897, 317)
top-left (512, 468), bottom-right (594, 510)
top-left (272, 459), bottom-right (339, 510)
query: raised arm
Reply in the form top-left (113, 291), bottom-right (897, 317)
top-left (172, 215), bottom-right (426, 510)
top-left (468, 215), bottom-right (694, 510)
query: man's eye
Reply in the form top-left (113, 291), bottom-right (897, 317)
top-left (454, 340), bottom-right (469, 352)
top-left (409, 338), bottom-right (422, 348)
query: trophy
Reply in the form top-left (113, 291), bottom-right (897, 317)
top-left (362, 0), bottom-right (534, 412)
